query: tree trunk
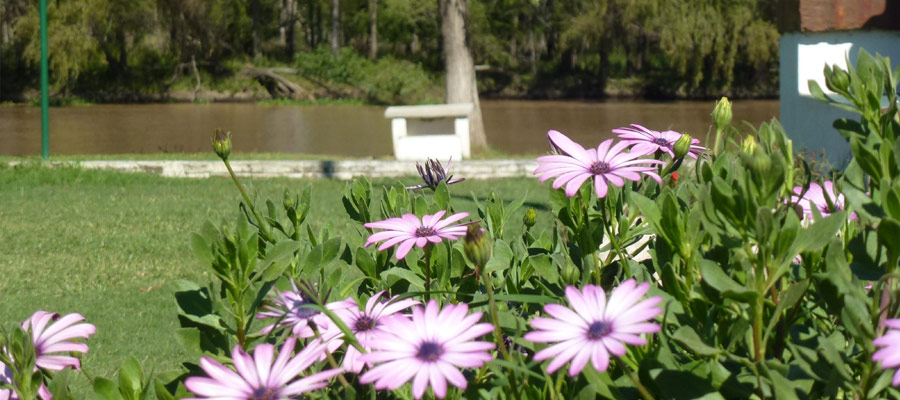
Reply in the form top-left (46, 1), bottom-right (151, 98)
top-left (368, 0), bottom-right (377, 60)
top-left (330, 0), bottom-right (340, 55)
top-left (439, 0), bottom-right (487, 153)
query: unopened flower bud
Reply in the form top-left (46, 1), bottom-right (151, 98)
top-left (464, 224), bottom-right (492, 269)
top-left (826, 65), bottom-right (850, 93)
top-left (523, 209), bottom-right (536, 228)
top-left (562, 264), bottom-right (580, 285)
top-left (672, 134), bottom-right (692, 160)
top-left (283, 189), bottom-right (296, 210)
top-left (212, 129), bottom-right (232, 160)
top-left (713, 97), bottom-right (732, 131)
top-left (741, 135), bottom-right (757, 155)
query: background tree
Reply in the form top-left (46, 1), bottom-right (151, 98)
top-left (439, 0), bottom-right (487, 152)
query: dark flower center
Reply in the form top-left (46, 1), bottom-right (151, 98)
top-left (290, 299), bottom-right (318, 319)
top-left (416, 341), bottom-right (443, 362)
top-left (652, 137), bottom-right (670, 147)
top-left (589, 161), bottom-right (612, 175)
top-left (416, 227), bottom-right (436, 237)
top-left (586, 321), bottom-right (613, 340)
top-left (249, 387), bottom-right (277, 400)
top-left (354, 315), bottom-right (376, 332)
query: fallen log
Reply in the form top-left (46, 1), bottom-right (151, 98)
top-left (242, 64), bottom-right (315, 101)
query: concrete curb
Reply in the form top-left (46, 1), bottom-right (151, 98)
top-left (11, 159), bottom-right (542, 180)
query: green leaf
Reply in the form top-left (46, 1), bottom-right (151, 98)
top-left (118, 357), bottom-right (144, 400)
top-left (190, 233), bottom-right (213, 268)
top-left (528, 254), bottom-right (558, 284)
top-left (433, 181), bottom-right (450, 210)
top-left (789, 212), bottom-right (846, 255)
top-left (671, 325), bottom-right (721, 356)
top-left (355, 247), bottom-right (376, 278)
top-left (175, 328), bottom-right (202, 357)
top-left (382, 267), bottom-right (425, 290)
top-left (259, 240), bottom-right (301, 281)
top-left (153, 379), bottom-right (175, 400)
top-left (808, 80), bottom-right (829, 101)
top-left (849, 136), bottom-right (882, 181)
top-left (93, 378), bottom-right (125, 400)
top-left (877, 218), bottom-right (900, 254)
top-left (699, 259), bottom-right (757, 302)
top-left (484, 239), bottom-right (513, 275)
top-left (764, 280), bottom-right (809, 341)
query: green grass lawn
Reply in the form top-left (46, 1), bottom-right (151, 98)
top-left (0, 162), bottom-right (550, 394)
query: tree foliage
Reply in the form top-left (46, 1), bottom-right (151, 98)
top-left (0, 0), bottom-right (779, 101)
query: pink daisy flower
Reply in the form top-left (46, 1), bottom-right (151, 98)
top-left (0, 362), bottom-right (15, 400)
top-left (873, 319), bottom-right (900, 386)
top-left (791, 181), bottom-right (856, 220)
top-left (325, 291), bottom-right (419, 373)
top-left (613, 124), bottom-right (705, 159)
top-left (185, 337), bottom-right (342, 399)
top-left (364, 211), bottom-right (470, 259)
top-left (524, 280), bottom-right (662, 376)
top-left (359, 300), bottom-right (494, 399)
top-left (257, 280), bottom-right (355, 338)
top-left (534, 130), bottom-right (665, 198)
top-left (22, 311), bottom-right (96, 371)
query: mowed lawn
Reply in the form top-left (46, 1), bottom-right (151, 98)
top-left (0, 162), bottom-right (550, 390)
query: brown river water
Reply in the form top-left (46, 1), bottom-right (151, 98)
top-left (0, 100), bottom-right (778, 157)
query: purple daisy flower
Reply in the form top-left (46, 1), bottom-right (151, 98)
top-left (613, 124), bottom-right (705, 159)
top-left (185, 337), bottom-right (342, 399)
top-left (22, 311), bottom-right (96, 372)
top-left (0, 362), bottom-right (14, 400)
top-left (534, 130), bottom-right (665, 198)
top-left (359, 300), bottom-right (495, 399)
top-left (364, 211), bottom-right (470, 259)
top-left (257, 280), bottom-right (355, 338)
top-left (873, 319), bottom-right (900, 386)
top-left (791, 181), bottom-right (857, 220)
top-left (524, 280), bottom-right (662, 376)
top-left (325, 291), bottom-right (419, 373)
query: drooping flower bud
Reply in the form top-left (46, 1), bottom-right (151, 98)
top-left (523, 209), bottom-right (536, 228)
top-left (212, 129), bottom-right (232, 160)
top-left (463, 224), bottom-right (492, 270)
top-left (672, 134), bottom-right (693, 160)
top-left (712, 97), bottom-right (732, 131)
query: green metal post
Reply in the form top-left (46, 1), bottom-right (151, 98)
top-left (40, 0), bottom-right (49, 160)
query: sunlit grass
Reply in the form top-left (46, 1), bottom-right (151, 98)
top-left (0, 163), bottom-right (550, 394)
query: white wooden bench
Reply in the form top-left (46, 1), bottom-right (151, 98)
top-left (383, 103), bottom-right (473, 160)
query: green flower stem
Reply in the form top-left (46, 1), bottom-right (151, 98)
top-left (310, 325), bottom-right (350, 389)
top-left (578, 191), bottom-right (602, 284)
top-left (222, 158), bottom-right (273, 242)
top-left (424, 244), bottom-right (433, 302)
top-left (620, 360), bottom-right (654, 400)
top-left (480, 267), bottom-right (522, 400)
